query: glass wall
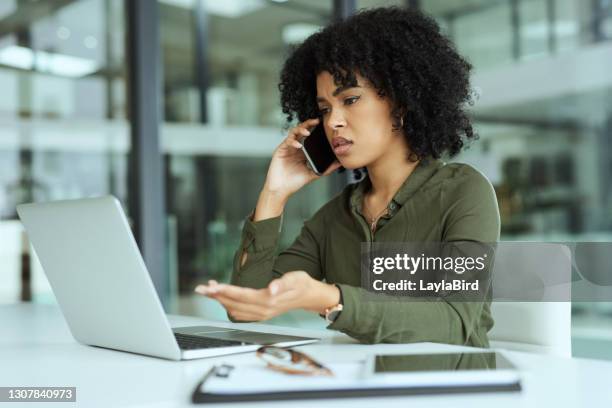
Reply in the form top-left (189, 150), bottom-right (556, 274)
top-left (421, 0), bottom-right (612, 359)
top-left (423, 0), bottom-right (611, 66)
top-left (157, 0), bottom-right (336, 320)
top-left (0, 0), bottom-right (128, 304)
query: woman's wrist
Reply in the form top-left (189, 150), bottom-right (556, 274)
top-left (306, 281), bottom-right (341, 315)
top-left (253, 188), bottom-right (289, 221)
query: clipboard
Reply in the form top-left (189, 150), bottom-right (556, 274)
top-left (191, 362), bottom-right (521, 403)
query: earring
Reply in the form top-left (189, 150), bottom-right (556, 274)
top-left (392, 115), bottom-right (404, 131)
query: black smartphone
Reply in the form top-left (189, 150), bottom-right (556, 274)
top-left (300, 124), bottom-right (336, 176)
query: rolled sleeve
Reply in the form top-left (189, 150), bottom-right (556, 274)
top-left (230, 207), bottom-right (325, 290)
top-left (326, 284), bottom-right (476, 346)
top-left (241, 212), bottom-right (283, 253)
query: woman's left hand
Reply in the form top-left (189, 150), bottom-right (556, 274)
top-left (194, 271), bottom-right (340, 322)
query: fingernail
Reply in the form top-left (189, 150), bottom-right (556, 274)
top-left (194, 285), bottom-right (207, 294)
top-left (209, 280), bottom-right (218, 285)
top-left (270, 284), bottom-right (278, 296)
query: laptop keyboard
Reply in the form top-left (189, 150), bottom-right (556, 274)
top-left (174, 333), bottom-right (248, 350)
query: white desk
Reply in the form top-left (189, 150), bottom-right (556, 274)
top-left (2, 303), bottom-right (612, 407)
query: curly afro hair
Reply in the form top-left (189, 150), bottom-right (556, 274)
top-left (278, 7), bottom-right (476, 161)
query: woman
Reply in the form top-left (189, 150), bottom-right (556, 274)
top-left (195, 7), bottom-right (499, 347)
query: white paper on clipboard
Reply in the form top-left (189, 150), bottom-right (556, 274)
top-left (200, 361), bottom-right (521, 396)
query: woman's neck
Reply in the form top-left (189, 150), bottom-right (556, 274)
top-left (365, 144), bottom-right (419, 203)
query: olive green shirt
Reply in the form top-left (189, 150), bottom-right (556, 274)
top-left (230, 158), bottom-right (500, 347)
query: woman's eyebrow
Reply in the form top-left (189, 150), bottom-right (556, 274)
top-left (316, 85), bottom-right (362, 102)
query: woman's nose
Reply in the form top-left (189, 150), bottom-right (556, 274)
top-left (327, 109), bottom-right (346, 130)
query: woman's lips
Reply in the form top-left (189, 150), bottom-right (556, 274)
top-left (332, 137), bottom-right (353, 156)
top-left (333, 142), bottom-right (353, 155)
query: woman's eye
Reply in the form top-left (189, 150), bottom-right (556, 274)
top-left (344, 96), bottom-right (360, 105)
top-left (318, 107), bottom-right (330, 115)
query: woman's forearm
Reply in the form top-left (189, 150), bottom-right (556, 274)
top-left (327, 284), bottom-right (491, 347)
top-left (253, 188), bottom-right (289, 221)
top-left (238, 188), bottom-right (289, 268)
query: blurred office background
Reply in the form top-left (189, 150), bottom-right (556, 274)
top-left (1, 0), bottom-right (611, 359)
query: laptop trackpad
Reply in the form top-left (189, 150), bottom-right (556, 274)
top-left (173, 325), bottom-right (313, 344)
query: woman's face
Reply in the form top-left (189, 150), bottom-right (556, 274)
top-left (315, 70), bottom-right (407, 169)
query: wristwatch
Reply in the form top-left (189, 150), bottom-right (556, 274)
top-left (324, 303), bottom-right (343, 324)
top-left (323, 284), bottom-right (344, 324)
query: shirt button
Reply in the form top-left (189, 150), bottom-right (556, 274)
top-left (389, 203), bottom-right (397, 211)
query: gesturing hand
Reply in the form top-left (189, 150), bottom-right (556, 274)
top-left (194, 271), bottom-right (340, 322)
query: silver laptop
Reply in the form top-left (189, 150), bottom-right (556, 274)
top-left (16, 196), bottom-right (319, 360)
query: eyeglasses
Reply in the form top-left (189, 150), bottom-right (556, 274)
top-left (256, 346), bottom-right (334, 377)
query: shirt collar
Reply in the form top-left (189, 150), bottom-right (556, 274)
top-left (350, 158), bottom-right (445, 215)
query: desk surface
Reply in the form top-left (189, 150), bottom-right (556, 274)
top-left (2, 303), bottom-right (612, 408)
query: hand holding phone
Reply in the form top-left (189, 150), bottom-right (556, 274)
top-left (260, 119), bottom-right (340, 206)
